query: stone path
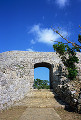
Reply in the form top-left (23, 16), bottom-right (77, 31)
top-left (19, 108), bottom-right (61, 120)
top-left (14, 89), bottom-right (64, 120)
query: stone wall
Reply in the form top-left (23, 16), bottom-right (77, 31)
top-left (0, 51), bottom-right (61, 110)
top-left (0, 51), bottom-right (81, 113)
top-left (52, 53), bottom-right (81, 113)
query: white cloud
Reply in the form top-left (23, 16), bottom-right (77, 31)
top-left (29, 24), bottom-right (68, 45)
top-left (55, 0), bottom-right (69, 7)
top-left (26, 48), bottom-right (34, 52)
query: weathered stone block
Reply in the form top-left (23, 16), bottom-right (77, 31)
top-left (0, 51), bottom-right (81, 112)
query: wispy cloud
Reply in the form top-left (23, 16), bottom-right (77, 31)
top-left (47, 0), bottom-right (69, 7)
top-left (26, 48), bottom-right (35, 52)
top-left (42, 16), bottom-right (45, 20)
top-left (29, 24), bottom-right (68, 45)
top-left (55, 0), bottom-right (69, 7)
top-left (31, 39), bottom-right (36, 44)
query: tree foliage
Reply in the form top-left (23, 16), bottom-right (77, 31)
top-left (53, 42), bottom-right (80, 80)
top-left (33, 78), bottom-right (50, 89)
top-left (78, 34), bottom-right (81, 43)
top-left (52, 26), bottom-right (81, 80)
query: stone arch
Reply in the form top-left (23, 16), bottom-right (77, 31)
top-left (34, 62), bottom-right (53, 89)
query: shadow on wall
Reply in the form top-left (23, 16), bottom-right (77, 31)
top-left (53, 64), bottom-right (68, 93)
top-left (52, 64), bottom-right (81, 113)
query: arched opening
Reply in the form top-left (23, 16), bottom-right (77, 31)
top-left (34, 62), bottom-right (53, 89)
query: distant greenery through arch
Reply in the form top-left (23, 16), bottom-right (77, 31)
top-left (33, 78), bottom-right (50, 90)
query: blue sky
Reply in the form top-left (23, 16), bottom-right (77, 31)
top-left (0, 0), bottom-right (81, 82)
top-left (0, 0), bottom-right (81, 53)
top-left (34, 67), bottom-right (49, 83)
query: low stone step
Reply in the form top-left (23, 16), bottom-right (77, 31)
top-left (14, 97), bottom-right (65, 109)
top-left (32, 89), bottom-right (53, 92)
top-left (26, 89), bottom-right (54, 98)
top-left (13, 89), bottom-right (65, 110)
top-left (26, 93), bottom-right (54, 98)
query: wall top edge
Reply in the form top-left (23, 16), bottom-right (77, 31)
top-left (0, 50), bottom-right (81, 54)
top-left (0, 50), bottom-right (56, 54)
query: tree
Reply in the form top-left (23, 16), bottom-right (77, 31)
top-left (33, 78), bottom-right (50, 89)
top-left (51, 26), bottom-right (81, 80)
top-left (51, 25), bottom-right (81, 49)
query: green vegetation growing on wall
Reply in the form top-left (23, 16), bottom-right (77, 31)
top-left (53, 42), bottom-right (80, 80)
top-left (52, 26), bottom-right (81, 80)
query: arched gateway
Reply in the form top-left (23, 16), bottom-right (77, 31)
top-left (0, 51), bottom-right (81, 110)
top-left (34, 62), bottom-right (52, 89)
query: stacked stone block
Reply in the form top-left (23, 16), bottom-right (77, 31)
top-left (0, 51), bottom-right (81, 113)
top-left (0, 51), bottom-right (60, 110)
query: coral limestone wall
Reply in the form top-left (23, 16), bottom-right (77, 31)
top-left (0, 51), bottom-right (81, 112)
top-left (0, 51), bottom-right (61, 110)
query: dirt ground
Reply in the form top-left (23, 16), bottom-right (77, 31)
top-left (0, 106), bottom-right (27, 120)
top-left (55, 107), bottom-right (81, 120)
top-left (0, 106), bottom-right (81, 120)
